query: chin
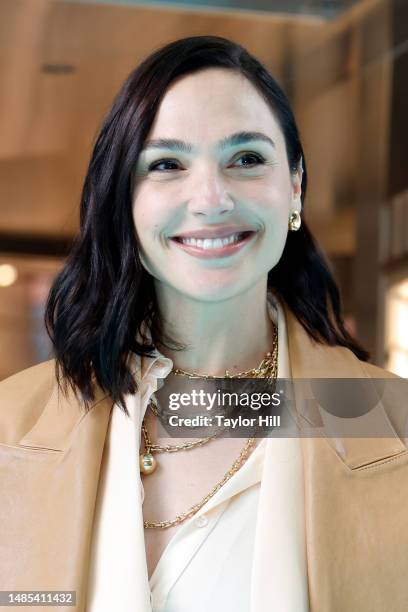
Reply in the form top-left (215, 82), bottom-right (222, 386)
top-left (175, 280), bottom-right (250, 303)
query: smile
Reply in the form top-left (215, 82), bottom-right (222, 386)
top-left (170, 231), bottom-right (257, 259)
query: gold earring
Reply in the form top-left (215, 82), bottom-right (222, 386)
top-left (288, 210), bottom-right (301, 231)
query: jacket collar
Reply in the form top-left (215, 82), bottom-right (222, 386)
top-left (18, 371), bottom-right (113, 452)
top-left (282, 302), bottom-right (406, 468)
top-left (18, 299), bottom-right (405, 467)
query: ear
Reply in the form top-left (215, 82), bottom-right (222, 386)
top-left (291, 157), bottom-right (303, 212)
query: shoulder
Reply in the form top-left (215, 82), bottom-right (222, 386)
top-left (0, 360), bottom-right (57, 445)
top-left (359, 360), bottom-right (401, 380)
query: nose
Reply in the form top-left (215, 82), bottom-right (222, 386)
top-left (188, 166), bottom-right (234, 217)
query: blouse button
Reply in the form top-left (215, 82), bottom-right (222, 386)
top-left (195, 514), bottom-right (208, 528)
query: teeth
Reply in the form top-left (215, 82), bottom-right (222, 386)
top-left (180, 233), bottom-right (245, 249)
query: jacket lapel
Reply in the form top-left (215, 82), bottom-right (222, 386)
top-left (0, 380), bottom-right (113, 611)
top-left (282, 302), bottom-right (408, 611)
top-left (282, 302), bottom-right (407, 467)
top-left (17, 376), bottom-right (112, 451)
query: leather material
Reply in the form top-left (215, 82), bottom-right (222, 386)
top-left (1, 302), bottom-right (408, 611)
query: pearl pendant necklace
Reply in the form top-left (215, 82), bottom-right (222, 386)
top-left (139, 451), bottom-right (157, 475)
top-left (139, 397), bottom-right (222, 476)
top-left (139, 345), bottom-right (278, 477)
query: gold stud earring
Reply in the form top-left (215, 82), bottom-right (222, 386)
top-left (288, 210), bottom-right (301, 231)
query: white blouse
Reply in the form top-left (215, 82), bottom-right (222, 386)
top-left (86, 294), bottom-right (309, 611)
top-left (149, 440), bottom-right (266, 612)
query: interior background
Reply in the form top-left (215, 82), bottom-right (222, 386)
top-left (0, 0), bottom-right (407, 379)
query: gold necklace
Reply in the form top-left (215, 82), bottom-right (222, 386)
top-left (143, 437), bottom-right (256, 529)
top-left (172, 349), bottom-right (277, 379)
top-left (139, 401), bottom-right (222, 475)
top-left (141, 323), bottom-right (278, 529)
top-left (139, 332), bottom-right (278, 475)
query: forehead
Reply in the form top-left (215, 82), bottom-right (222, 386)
top-left (147, 68), bottom-right (284, 147)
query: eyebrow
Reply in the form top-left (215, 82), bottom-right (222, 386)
top-left (142, 131), bottom-right (275, 153)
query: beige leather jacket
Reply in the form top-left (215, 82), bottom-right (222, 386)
top-left (1, 303), bottom-right (408, 611)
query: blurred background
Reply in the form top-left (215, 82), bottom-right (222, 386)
top-left (0, 0), bottom-right (407, 380)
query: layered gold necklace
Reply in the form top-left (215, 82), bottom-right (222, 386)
top-left (141, 323), bottom-right (278, 529)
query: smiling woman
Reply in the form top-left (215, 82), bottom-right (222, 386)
top-left (1, 35), bottom-right (408, 612)
top-left (44, 36), bottom-right (367, 405)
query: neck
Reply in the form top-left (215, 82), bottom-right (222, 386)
top-left (153, 279), bottom-right (276, 376)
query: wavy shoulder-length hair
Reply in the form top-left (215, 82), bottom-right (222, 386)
top-left (45, 35), bottom-right (369, 415)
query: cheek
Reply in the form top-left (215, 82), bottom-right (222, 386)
top-left (241, 171), bottom-right (293, 205)
top-left (132, 187), bottom-right (165, 238)
top-left (249, 184), bottom-right (292, 226)
top-left (249, 182), bottom-right (291, 258)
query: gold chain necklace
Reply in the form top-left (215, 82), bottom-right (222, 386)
top-left (143, 437), bottom-right (257, 529)
top-left (141, 323), bottom-right (278, 529)
top-left (139, 346), bottom-right (278, 475)
top-left (140, 400), bottom-right (222, 475)
top-left (172, 349), bottom-right (277, 379)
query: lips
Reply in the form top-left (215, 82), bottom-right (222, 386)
top-left (169, 229), bottom-right (257, 260)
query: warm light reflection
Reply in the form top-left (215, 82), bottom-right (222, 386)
top-left (385, 279), bottom-right (408, 376)
top-left (0, 263), bottom-right (18, 287)
top-left (397, 280), bottom-right (408, 299)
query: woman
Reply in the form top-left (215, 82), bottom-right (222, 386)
top-left (1, 36), bottom-right (408, 612)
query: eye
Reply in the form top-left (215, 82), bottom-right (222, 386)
top-left (148, 158), bottom-right (183, 172)
top-left (230, 152), bottom-right (265, 168)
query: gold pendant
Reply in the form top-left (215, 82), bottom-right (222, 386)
top-left (139, 452), bottom-right (157, 475)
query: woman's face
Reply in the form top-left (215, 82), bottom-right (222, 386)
top-left (132, 68), bottom-right (302, 302)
